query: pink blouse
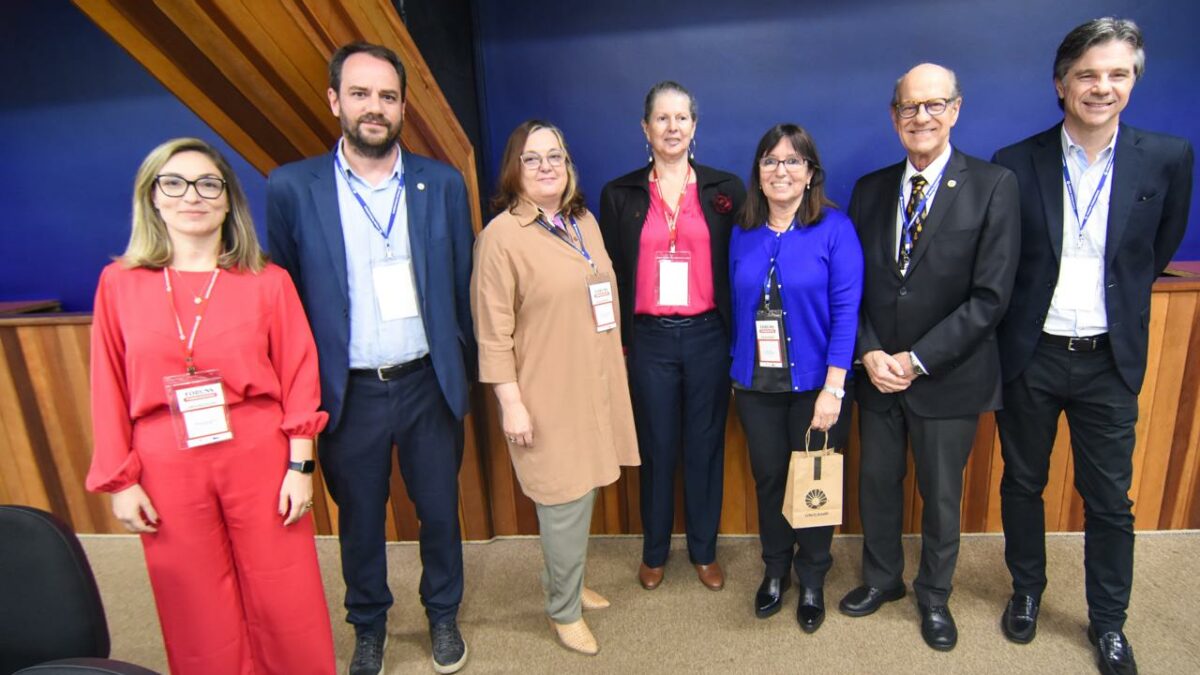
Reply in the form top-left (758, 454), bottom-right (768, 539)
top-left (87, 262), bottom-right (328, 493)
top-left (633, 182), bottom-right (717, 316)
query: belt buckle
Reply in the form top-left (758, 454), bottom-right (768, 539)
top-left (1067, 337), bottom-right (1091, 352)
top-left (376, 365), bottom-right (391, 381)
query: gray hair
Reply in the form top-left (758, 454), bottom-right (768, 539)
top-left (1054, 17), bottom-right (1145, 83)
top-left (890, 64), bottom-right (962, 107)
top-left (643, 80), bottom-right (698, 122)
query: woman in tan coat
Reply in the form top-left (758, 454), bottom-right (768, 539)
top-left (471, 120), bottom-right (639, 656)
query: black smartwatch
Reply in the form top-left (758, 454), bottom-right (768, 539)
top-left (287, 460), bottom-right (316, 474)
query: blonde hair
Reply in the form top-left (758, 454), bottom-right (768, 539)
top-left (123, 137), bottom-right (266, 272)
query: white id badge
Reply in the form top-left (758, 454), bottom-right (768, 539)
top-left (1055, 256), bottom-right (1103, 311)
top-left (372, 260), bottom-right (420, 321)
top-left (755, 312), bottom-right (786, 368)
top-left (587, 273), bottom-right (617, 332)
top-left (655, 250), bottom-right (691, 307)
top-left (163, 370), bottom-right (233, 450)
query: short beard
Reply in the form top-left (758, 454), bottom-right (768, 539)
top-left (341, 115), bottom-right (402, 159)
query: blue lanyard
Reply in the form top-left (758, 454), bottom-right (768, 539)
top-left (535, 213), bottom-right (595, 272)
top-left (761, 221), bottom-right (795, 307)
top-left (897, 164), bottom-right (948, 258)
top-left (1061, 149), bottom-right (1115, 239)
top-left (334, 151), bottom-right (405, 258)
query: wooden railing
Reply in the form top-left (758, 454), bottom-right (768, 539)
top-left (4, 276), bottom-right (1198, 538)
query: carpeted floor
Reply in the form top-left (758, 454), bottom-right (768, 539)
top-left (81, 532), bottom-right (1200, 674)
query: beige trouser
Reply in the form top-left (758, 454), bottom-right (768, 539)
top-left (535, 489), bottom-right (597, 623)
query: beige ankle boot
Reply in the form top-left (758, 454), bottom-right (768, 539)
top-left (550, 618), bottom-right (599, 655)
top-left (581, 587), bottom-right (610, 610)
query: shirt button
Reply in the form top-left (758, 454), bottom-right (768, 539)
top-left (790, 362), bottom-right (795, 367)
top-left (787, 337), bottom-right (792, 341)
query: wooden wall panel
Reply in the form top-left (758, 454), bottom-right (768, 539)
top-left (4, 282), bottom-right (1199, 540)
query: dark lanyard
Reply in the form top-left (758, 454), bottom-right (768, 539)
top-left (334, 152), bottom-right (405, 258)
top-left (897, 163), bottom-right (948, 259)
top-left (1062, 149), bottom-right (1115, 239)
top-left (163, 268), bottom-right (220, 375)
top-left (535, 213), bottom-right (596, 273)
top-left (761, 221), bottom-right (795, 309)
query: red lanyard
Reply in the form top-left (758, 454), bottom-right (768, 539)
top-left (651, 164), bottom-right (692, 252)
top-left (163, 267), bottom-right (220, 374)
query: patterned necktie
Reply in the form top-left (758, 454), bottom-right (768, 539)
top-left (899, 174), bottom-right (928, 266)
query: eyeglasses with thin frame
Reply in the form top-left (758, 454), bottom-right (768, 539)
top-left (893, 97), bottom-right (958, 119)
top-left (155, 175), bottom-right (228, 199)
top-left (758, 156), bottom-right (809, 172)
top-left (519, 152), bottom-right (567, 170)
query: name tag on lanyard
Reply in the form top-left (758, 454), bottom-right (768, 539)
top-left (164, 370), bottom-right (233, 449)
top-left (656, 251), bottom-right (691, 306)
top-left (588, 274), bottom-right (617, 332)
top-left (756, 310), bottom-right (786, 368)
top-left (372, 259), bottom-right (420, 321)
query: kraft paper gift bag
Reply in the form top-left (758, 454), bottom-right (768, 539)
top-left (782, 427), bottom-right (843, 528)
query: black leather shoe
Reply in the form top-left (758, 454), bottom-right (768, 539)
top-left (1001, 593), bottom-right (1039, 644)
top-left (838, 584), bottom-right (906, 617)
top-left (796, 586), bottom-right (825, 633)
top-left (754, 574), bottom-right (790, 618)
top-left (919, 603), bottom-right (958, 651)
top-left (1088, 624), bottom-right (1137, 675)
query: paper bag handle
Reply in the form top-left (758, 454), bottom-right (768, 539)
top-left (802, 426), bottom-right (834, 455)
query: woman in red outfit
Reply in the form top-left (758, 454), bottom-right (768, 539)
top-left (87, 137), bottom-right (336, 675)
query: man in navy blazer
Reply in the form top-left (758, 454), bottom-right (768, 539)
top-left (992, 18), bottom-right (1192, 675)
top-left (268, 42), bottom-right (475, 675)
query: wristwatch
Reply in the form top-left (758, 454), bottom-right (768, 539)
top-left (821, 385), bottom-right (845, 400)
top-left (287, 460), bottom-right (316, 474)
top-left (909, 352), bottom-right (928, 377)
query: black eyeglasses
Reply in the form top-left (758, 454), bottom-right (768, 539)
top-left (155, 175), bottom-right (227, 199)
top-left (894, 97), bottom-right (958, 119)
top-left (758, 156), bottom-right (808, 172)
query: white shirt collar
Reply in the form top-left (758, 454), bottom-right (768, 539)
top-left (1060, 125), bottom-right (1118, 169)
top-left (902, 143), bottom-right (953, 186)
top-left (336, 139), bottom-right (403, 189)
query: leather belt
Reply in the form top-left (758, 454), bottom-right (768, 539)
top-left (352, 355), bottom-right (431, 381)
top-left (636, 310), bottom-right (720, 328)
top-left (1040, 332), bottom-right (1110, 352)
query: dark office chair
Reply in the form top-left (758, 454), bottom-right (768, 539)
top-left (0, 505), bottom-right (158, 675)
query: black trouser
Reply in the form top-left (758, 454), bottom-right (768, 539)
top-left (319, 363), bottom-right (464, 634)
top-left (858, 398), bottom-right (978, 606)
top-left (734, 386), bottom-right (853, 587)
top-left (996, 338), bottom-right (1137, 633)
top-left (629, 312), bottom-right (730, 567)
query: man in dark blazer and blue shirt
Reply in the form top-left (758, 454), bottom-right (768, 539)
top-left (267, 42), bottom-right (475, 675)
top-left (992, 18), bottom-right (1192, 675)
top-left (839, 63), bottom-right (1020, 652)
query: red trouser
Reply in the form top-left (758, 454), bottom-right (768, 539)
top-left (133, 397), bottom-right (335, 675)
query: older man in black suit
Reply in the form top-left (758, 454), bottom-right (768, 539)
top-left (838, 63), bottom-right (1021, 652)
top-left (992, 18), bottom-right (1193, 675)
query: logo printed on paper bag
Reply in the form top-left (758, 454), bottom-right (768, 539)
top-left (805, 489), bottom-right (828, 510)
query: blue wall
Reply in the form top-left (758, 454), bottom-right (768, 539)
top-left (0, 1), bottom-right (266, 311)
top-left (474, 0), bottom-right (1199, 258)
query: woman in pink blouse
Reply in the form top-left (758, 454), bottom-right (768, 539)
top-left (87, 138), bottom-right (335, 674)
top-left (599, 81), bottom-right (746, 592)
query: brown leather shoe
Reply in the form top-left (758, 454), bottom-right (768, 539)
top-left (695, 562), bottom-right (725, 591)
top-left (638, 562), bottom-right (664, 590)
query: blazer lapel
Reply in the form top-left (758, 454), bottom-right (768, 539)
top-left (403, 155), bottom-right (429, 307)
top-left (309, 162), bottom-right (349, 302)
top-left (1104, 124), bottom-right (1141, 267)
top-left (873, 162), bottom-right (906, 279)
top-left (906, 150), bottom-right (966, 275)
top-left (1034, 126), bottom-right (1065, 263)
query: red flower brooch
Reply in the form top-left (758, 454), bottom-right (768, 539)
top-left (712, 192), bottom-right (733, 215)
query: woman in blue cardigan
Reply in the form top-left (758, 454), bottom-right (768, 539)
top-left (729, 123), bottom-right (863, 633)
